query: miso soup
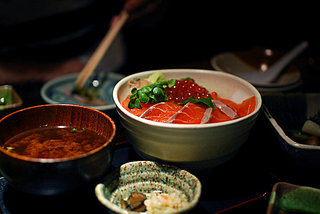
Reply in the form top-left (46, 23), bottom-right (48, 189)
top-left (2, 127), bottom-right (107, 159)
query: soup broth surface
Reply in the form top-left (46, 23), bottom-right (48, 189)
top-left (2, 127), bottom-right (107, 159)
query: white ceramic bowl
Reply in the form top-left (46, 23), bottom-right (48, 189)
top-left (113, 69), bottom-right (262, 170)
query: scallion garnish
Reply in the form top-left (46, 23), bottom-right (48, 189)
top-left (128, 80), bottom-right (175, 109)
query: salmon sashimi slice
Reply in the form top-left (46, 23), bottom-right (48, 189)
top-left (167, 102), bottom-right (212, 124)
top-left (140, 102), bottom-right (183, 123)
top-left (211, 107), bottom-right (233, 123)
top-left (236, 96), bottom-right (256, 117)
top-left (210, 92), bottom-right (256, 122)
top-left (212, 99), bottom-right (238, 120)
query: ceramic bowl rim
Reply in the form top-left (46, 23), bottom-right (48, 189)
top-left (113, 69), bottom-right (262, 129)
top-left (0, 103), bottom-right (116, 163)
top-left (95, 160), bottom-right (202, 214)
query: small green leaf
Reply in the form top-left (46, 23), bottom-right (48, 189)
top-left (149, 94), bottom-right (155, 100)
top-left (179, 77), bottom-right (191, 81)
top-left (128, 75), bottom-right (174, 109)
top-left (141, 86), bottom-right (152, 94)
top-left (153, 87), bottom-right (163, 96)
top-left (6, 147), bottom-right (15, 153)
top-left (198, 98), bottom-right (216, 109)
top-left (130, 88), bottom-right (138, 97)
top-left (128, 99), bottom-right (136, 109)
top-left (128, 98), bottom-right (142, 109)
top-left (168, 79), bottom-right (175, 88)
top-left (134, 99), bottom-right (142, 108)
top-left (148, 71), bottom-right (166, 83)
top-left (180, 97), bottom-right (215, 109)
top-left (140, 94), bottom-right (150, 103)
top-left (137, 90), bottom-right (149, 103)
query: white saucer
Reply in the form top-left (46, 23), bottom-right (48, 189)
top-left (211, 49), bottom-right (302, 92)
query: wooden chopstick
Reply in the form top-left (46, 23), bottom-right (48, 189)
top-left (75, 10), bottom-right (129, 88)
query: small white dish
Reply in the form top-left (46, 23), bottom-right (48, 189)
top-left (211, 47), bottom-right (303, 92)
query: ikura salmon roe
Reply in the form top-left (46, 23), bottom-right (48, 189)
top-left (165, 78), bottom-right (212, 103)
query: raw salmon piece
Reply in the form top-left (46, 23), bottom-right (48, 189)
top-left (167, 102), bottom-right (212, 124)
top-left (237, 96), bottom-right (256, 117)
top-left (211, 107), bottom-right (233, 123)
top-left (212, 99), bottom-right (238, 119)
top-left (210, 92), bottom-right (256, 120)
top-left (140, 102), bottom-right (183, 123)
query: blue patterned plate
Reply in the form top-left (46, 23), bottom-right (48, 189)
top-left (41, 72), bottom-right (124, 111)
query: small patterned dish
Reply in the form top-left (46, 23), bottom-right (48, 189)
top-left (41, 72), bottom-right (124, 111)
top-left (95, 161), bottom-right (201, 214)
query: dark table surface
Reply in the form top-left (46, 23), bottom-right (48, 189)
top-left (1, 3), bottom-right (320, 207)
top-left (1, 51), bottom-right (320, 214)
top-left (1, 2), bottom-right (320, 213)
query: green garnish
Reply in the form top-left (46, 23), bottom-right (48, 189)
top-left (71, 128), bottom-right (86, 133)
top-left (72, 85), bottom-right (99, 101)
top-left (179, 97), bottom-right (216, 109)
top-left (179, 77), bottom-right (191, 81)
top-left (6, 147), bottom-right (15, 153)
top-left (148, 72), bottom-right (167, 83)
top-left (128, 72), bottom-right (215, 110)
top-left (129, 80), bottom-right (175, 109)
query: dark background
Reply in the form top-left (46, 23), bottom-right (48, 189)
top-left (1, 1), bottom-right (320, 213)
top-left (1, 0), bottom-right (319, 75)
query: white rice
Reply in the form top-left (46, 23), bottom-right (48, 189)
top-left (144, 191), bottom-right (188, 213)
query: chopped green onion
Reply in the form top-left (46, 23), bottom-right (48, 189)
top-left (6, 147), bottom-right (15, 152)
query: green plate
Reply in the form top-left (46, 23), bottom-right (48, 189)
top-left (267, 182), bottom-right (320, 214)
